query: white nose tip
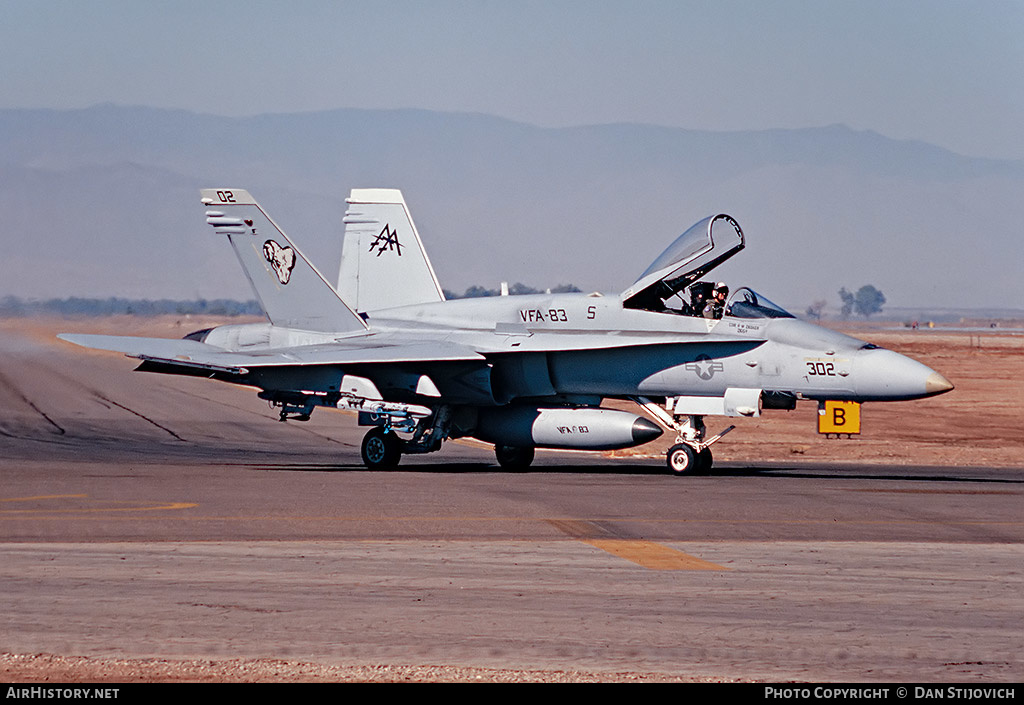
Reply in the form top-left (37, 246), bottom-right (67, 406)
top-left (855, 349), bottom-right (953, 401)
top-left (925, 372), bottom-right (954, 396)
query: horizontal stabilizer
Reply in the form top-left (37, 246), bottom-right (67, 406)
top-left (58, 333), bottom-right (485, 371)
top-left (58, 333), bottom-right (249, 373)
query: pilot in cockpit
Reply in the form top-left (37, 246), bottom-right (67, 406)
top-left (702, 282), bottom-right (729, 319)
top-left (687, 281), bottom-right (712, 317)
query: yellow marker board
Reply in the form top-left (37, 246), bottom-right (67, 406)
top-left (818, 400), bottom-right (861, 435)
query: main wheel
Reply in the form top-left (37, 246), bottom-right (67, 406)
top-left (666, 443), bottom-right (699, 475)
top-left (361, 427), bottom-right (403, 469)
top-left (495, 445), bottom-right (535, 470)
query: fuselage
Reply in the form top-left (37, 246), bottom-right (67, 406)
top-left (364, 292), bottom-right (951, 403)
top-left (200, 290), bottom-right (951, 406)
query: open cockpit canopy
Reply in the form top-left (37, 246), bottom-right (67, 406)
top-left (622, 214), bottom-right (745, 310)
top-left (725, 287), bottom-right (794, 319)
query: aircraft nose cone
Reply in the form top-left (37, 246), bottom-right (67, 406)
top-left (631, 417), bottom-right (664, 445)
top-left (925, 371), bottom-right (954, 396)
top-left (855, 349), bottom-right (953, 401)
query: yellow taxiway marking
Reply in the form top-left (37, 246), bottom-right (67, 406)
top-left (545, 518), bottom-right (728, 570)
top-left (583, 539), bottom-right (729, 571)
top-left (0, 495), bottom-right (197, 514)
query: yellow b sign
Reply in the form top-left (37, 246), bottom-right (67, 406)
top-left (818, 400), bottom-right (861, 435)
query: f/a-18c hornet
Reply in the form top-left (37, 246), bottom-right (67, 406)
top-left (60, 188), bottom-right (954, 474)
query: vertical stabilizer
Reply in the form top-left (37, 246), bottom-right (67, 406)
top-left (200, 189), bottom-right (368, 334)
top-left (339, 189), bottom-right (445, 313)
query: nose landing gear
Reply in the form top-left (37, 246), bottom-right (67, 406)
top-left (633, 396), bottom-right (734, 475)
top-left (666, 443), bottom-right (715, 475)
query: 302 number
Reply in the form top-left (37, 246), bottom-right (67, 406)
top-left (806, 361), bottom-right (835, 376)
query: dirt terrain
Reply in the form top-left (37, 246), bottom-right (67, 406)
top-left (2, 315), bottom-right (1022, 682)
top-left (0, 652), bottom-right (710, 683)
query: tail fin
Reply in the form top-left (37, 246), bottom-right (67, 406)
top-left (339, 189), bottom-right (445, 313)
top-left (200, 189), bottom-right (367, 334)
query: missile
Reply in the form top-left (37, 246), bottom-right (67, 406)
top-left (474, 407), bottom-right (662, 450)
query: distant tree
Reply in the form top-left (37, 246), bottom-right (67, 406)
top-left (853, 285), bottom-right (886, 318)
top-left (507, 282), bottom-right (538, 296)
top-left (0, 295), bottom-right (25, 316)
top-left (0, 296), bottom-right (259, 317)
top-left (805, 299), bottom-right (827, 320)
top-left (446, 284), bottom-right (581, 299)
top-left (838, 288), bottom-right (855, 319)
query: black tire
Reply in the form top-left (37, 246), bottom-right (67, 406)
top-left (361, 427), bottom-right (402, 469)
top-left (495, 445), bottom-right (535, 470)
top-left (696, 447), bottom-right (714, 474)
top-left (666, 444), bottom-right (699, 475)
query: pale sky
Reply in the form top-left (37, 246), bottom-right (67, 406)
top-left (2, 0), bottom-right (1022, 160)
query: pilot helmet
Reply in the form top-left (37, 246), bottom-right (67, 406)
top-left (714, 282), bottom-right (729, 296)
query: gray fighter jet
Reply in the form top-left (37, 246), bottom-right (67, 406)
top-left (60, 188), bottom-right (954, 474)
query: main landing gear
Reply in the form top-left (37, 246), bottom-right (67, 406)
top-left (359, 406), bottom-right (452, 470)
top-left (494, 445), bottom-right (535, 470)
top-left (360, 426), bottom-right (403, 469)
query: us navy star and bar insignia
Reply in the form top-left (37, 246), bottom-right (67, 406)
top-left (685, 354), bottom-right (724, 380)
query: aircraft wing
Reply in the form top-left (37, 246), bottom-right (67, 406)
top-left (58, 333), bottom-right (485, 374)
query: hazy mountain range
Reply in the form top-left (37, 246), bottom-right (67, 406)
top-left (1, 104), bottom-right (1020, 312)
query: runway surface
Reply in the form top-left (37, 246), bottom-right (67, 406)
top-left (1, 324), bottom-right (1022, 681)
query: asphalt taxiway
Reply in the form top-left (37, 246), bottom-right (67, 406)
top-left (1, 325), bottom-right (1022, 680)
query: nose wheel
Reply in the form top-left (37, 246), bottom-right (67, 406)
top-left (666, 444), bottom-right (713, 475)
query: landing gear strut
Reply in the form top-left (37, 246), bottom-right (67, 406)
top-left (633, 397), bottom-right (734, 476)
top-left (358, 405), bottom-right (453, 469)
